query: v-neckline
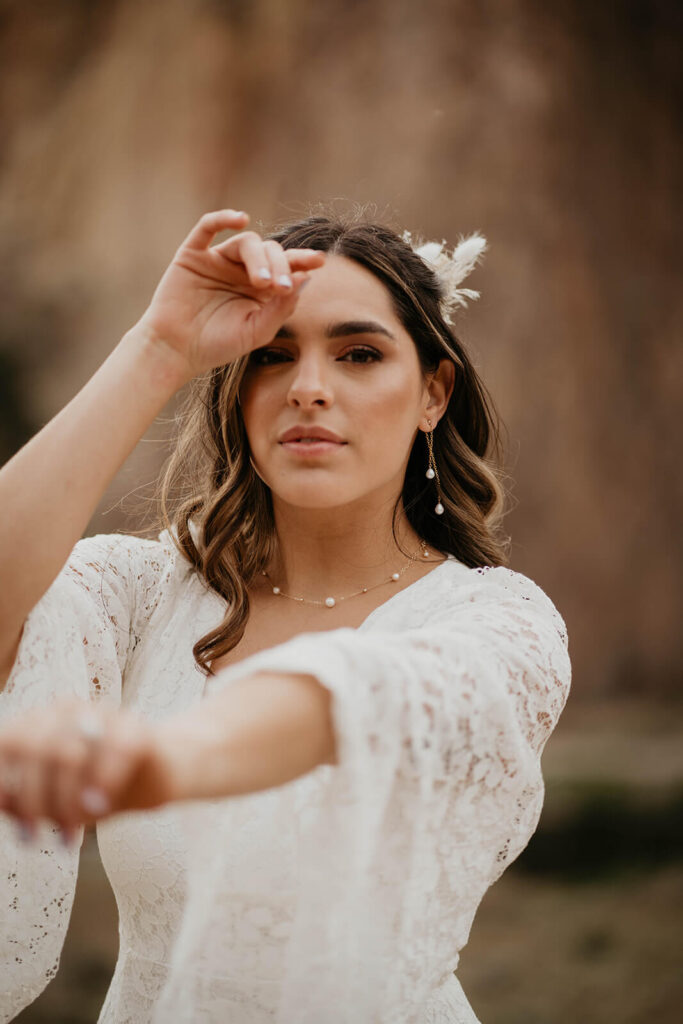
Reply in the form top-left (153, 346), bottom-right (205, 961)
top-left (357, 555), bottom-right (461, 631)
top-left (198, 552), bottom-right (463, 678)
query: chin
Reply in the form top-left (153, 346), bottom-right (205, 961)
top-left (273, 489), bottom-right (357, 510)
top-left (266, 476), bottom-right (365, 510)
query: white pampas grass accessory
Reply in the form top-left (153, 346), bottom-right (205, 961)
top-left (401, 229), bottom-right (488, 325)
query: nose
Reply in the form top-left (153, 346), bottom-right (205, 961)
top-left (286, 353), bottom-right (334, 409)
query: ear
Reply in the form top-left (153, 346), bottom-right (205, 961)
top-left (419, 359), bottom-right (455, 431)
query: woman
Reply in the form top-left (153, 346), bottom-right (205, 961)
top-left (0, 208), bottom-right (571, 1023)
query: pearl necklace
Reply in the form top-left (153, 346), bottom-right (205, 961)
top-left (262, 541), bottom-right (431, 608)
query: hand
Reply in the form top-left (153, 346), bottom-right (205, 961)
top-left (134, 209), bottom-right (326, 381)
top-left (0, 699), bottom-right (177, 845)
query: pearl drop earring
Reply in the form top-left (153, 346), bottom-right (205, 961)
top-left (425, 421), bottom-right (444, 515)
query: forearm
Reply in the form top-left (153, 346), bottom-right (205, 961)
top-left (0, 325), bottom-right (188, 672)
top-left (157, 672), bottom-right (338, 801)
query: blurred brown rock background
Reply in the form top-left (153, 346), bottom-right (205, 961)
top-left (2, 1), bottom-right (681, 1021)
top-left (1, 0), bottom-right (680, 701)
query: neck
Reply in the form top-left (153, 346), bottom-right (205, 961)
top-left (266, 495), bottom-right (430, 601)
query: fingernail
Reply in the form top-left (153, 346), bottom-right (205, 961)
top-left (257, 267), bottom-right (272, 280)
top-left (80, 787), bottom-right (111, 816)
top-left (278, 274), bottom-right (293, 289)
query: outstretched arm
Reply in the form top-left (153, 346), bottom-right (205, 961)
top-left (0, 567), bottom-right (570, 845)
top-left (0, 669), bottom-right (337, 839)
top-left (159, 671), bottom-right (338, 801)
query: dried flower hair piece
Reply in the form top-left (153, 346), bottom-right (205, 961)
top-left (402, 229), bottom-right (488, 325)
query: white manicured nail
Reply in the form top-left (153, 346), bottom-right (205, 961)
top-left (60, 828), bottom-right (73, 847)
top-left (257, 267), bottom-right (272, 280)
top-left (278, 274), bottom-right (293, 289)
top-left (80, 787), bottom-right (111, 816)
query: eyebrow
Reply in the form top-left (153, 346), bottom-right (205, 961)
top-left (274, 320), bottom-right (396, 341)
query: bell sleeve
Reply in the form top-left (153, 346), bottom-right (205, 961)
top-left (157, 565), bottom-right (571, 1024)
top-left (0, 532), bottom-right (160, 1022)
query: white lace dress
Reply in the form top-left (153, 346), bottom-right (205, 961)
top-left (0, 531), bottom-right (570, 1024)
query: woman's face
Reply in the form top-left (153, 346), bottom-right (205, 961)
top-left (239, 254), bottom-right (452, 513)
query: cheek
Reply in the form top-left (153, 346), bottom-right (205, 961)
top-left (239, 377), bottom-right (280, 442)
top-left (239, 370), bottom-right (271, 409)
top-left (353, 365), bottom-right (423, 429)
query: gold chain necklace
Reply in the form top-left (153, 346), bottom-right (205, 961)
top-left (262, 540), bottom-right (431, 608)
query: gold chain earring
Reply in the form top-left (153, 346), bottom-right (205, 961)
top-left (425, 420), bottom-right (444, 516)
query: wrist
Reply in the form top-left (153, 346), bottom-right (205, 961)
top-left (119, 321), bottom-right (196, 397)
top-left (151, 670), bottom-right (337, 805)
top-left (150, 723), bottom-right (196, 804)
top-left (152, 715), bottom-right (225, 803)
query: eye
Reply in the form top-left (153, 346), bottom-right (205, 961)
top-left (339, 346), bottom-right (383, 364)
top-left (248, 347), bottom-right (292, 366)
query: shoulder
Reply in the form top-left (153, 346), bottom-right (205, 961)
top-left (460, 562), bottom-right (563, 611)
top-left (65, 530), bottom-right (191, 604)
top-left (434, 559), bottom-right (569, 647)
top-left (427, 562), bottom-right (572, 724)
top-left (63, 530), bottom-right (199, 643)
top-left (66, 531), bottom-right (169, 579)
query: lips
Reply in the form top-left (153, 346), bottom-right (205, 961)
top-left (278, 426), bottom-right (346, 444)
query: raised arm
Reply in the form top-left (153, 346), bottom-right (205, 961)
top-left (0, 210), bottom-right (324, 682)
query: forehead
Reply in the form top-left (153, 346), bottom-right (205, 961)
top-left (284, 253), bottom-right (402, 330)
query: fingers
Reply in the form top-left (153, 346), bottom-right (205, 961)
top-left (52, 737), bottom-right (96, 833)
top-left (244, 271), bottom-right (312, 349)
top-left (1, 717), bottom-right (52, 826)
top-left (263, 240), bottom-right (326, 280)
top-left (183, 209), bottom-right (250, 251)
top-left (263, 239), bottom-right (295, 290)
top-left (284, 249), bottom-right (326, 271)
top-left (0, 700), bottom-right (152, 843)
top-left (180, 211), bottom-right (326, 285)
top-left (213, 232), bottom-right (325, 291)
top-left (220, 232), bottom-right (287, 290)
top-left (86, 717), bottom-right (147, 811)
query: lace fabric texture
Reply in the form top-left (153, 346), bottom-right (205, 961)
top-left (0, 533), bottom-right (570, 1024)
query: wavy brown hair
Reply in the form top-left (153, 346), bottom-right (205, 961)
top-left (156, 213), bottom-right (509, 675)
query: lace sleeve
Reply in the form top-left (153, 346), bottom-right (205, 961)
top-left (0, 532), bottom-right (167, 1022)
top-left (155, 566), bottom-right (571, 1024)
